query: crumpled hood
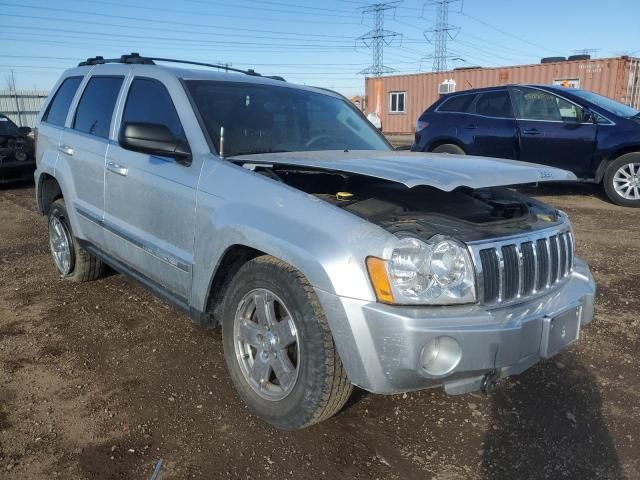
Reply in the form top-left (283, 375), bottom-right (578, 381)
top-left (231, 150), bottom-right (576, 191)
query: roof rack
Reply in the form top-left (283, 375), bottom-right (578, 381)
top-left (78, 52), bottom-right (285, 81)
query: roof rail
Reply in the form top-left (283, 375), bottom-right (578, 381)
top-left (77, 52), bottom-right (285, 81)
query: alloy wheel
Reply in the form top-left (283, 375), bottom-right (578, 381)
top-left (613, 162), bottom-right (640, 200)
top-left (233, 288), bottom-right (300, 401)
top-left (48, 215), bottom-right (73, 275)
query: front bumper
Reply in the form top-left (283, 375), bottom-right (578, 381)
top-left (316, 258), bottom-right (595, 395)
top-left (0, 159), bottom-right (36, 183)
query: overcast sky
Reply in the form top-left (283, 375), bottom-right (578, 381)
top-left (1, 0), bottom-right (639, 95)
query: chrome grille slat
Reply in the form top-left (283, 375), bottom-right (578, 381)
top-left (520, 241), bottom-right (535, 296)
top-left (545, 237), bottom-right (553, 287)
top-left (469, 227), bottom-right (574, 307)
top-left (567, 232), bottom-right (574, 272)
top-left (501, 245), bottom-right (519, 301)
top-left (531, 240), bottom-right (538, 294)
top-left (496, 247), bottom-right (504, 303)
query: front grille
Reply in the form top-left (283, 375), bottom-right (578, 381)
top-left (472, 229), bottom-right (574, 306)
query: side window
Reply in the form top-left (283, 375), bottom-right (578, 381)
top-left (73, 76), bottom-right (124, 138)
top-left (475, 91), bottom-right (513, 118)
top-left (512, 88), bottom-right (580, 122)
top-left (42, 76), bottom-right (83, 127)
top-left (121, 78), bottom-right (186, 141)
top-left (389, 92), bottom-right (406, 113)
top-left (438, 94), bottom-right (476, 113)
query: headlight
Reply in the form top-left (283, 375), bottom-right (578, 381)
top-left (367, 236), bottom-right (476, 305)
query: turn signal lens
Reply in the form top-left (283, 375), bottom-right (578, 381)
top-left (366, 256), bottom-right (394, 304)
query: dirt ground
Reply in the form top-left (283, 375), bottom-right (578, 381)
top-left (0, 181), bottom-right (638, 480)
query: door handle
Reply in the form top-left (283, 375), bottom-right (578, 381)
top-left (106, 161), bottom-right (128, 177)
top-left (521, 128), bottom-right (541, 136)
top-left (58, 144), bottom-right (74, 156)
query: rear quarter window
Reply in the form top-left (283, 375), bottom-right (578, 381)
top-left (438, 94), bottom-right (476, 113)
top-left (42, 76), bottom-right (83, 127)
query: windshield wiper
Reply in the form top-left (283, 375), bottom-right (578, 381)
top-left (231, 148), bottom-right (291, 156)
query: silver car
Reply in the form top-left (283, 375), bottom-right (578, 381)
top-left (34, 54), bottom-right (595, 430)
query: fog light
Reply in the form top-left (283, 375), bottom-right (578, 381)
top-left (420, 336), bottom-right (462, 376)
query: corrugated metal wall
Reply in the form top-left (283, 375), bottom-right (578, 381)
top-left (366, 56), bottom-right (639, 134)
top-left (0, 90), bottom-right (49, 128)
top-left (626, 58), bottom-right (640, 110)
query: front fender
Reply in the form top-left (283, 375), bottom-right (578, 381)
top-left (190, 159), bottom-right (397, 312)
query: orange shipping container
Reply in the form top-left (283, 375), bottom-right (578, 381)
top-left (365, 56), bottom-right (640, 134)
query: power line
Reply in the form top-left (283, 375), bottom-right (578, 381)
top-left (356, 2), bottom-right (403, 77)
top-left (185, 0), bottom-right (359, 19)
top-left (32, 0), bottom-right (361, 26)
top-left (0, 2), bottom-right (356, 39)
top-left (0, 12), bottom-right (355, 45)
top-left (460, 11), bottom-right (562, 55)
top-left (0, 24), bottom-right (359, 50)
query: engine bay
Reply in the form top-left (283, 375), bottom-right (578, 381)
top-left (245, 163), bottom-right (562, 242)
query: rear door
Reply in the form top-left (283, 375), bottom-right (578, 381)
top-left (511, 86), bottom-right (597, 176)
top-left (103, 73), bottom-right (201, 301)
top-left (59, 71), bottom-right (125, 244)
top-left (36, 75), bottom-right (83, 178)
top-left (465, 90), bottom-right (518, 159)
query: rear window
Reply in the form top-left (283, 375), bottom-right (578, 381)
top-left (438, 94), bottom-right (475, 113)
top-left (42, 76), bottom-right (83, 127)
top-left (73, 76), bottom-right (124, 138)
top-left (475, 91), bottom-right (513, 118)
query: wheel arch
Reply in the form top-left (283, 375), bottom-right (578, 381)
top-left (595, 146), bottom-right (640, 183)
top-left (426, 137), bottom-right (467, 153)
top-left (202, 244), bottom-right (266, 325)
top-left (37, 173), bottom-right (63, 215)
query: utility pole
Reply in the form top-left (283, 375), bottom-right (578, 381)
top-left (357, 2), bottom-right (402, 77)
top-left (10, 70), bottom-right (22, 127)
top-left (424, 0), bottom-right (460, 72)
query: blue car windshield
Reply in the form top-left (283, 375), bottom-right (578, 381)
top-left (185, 80), bottom-right (391, 156)
top-left (569, 89), bottom-right (639, 118)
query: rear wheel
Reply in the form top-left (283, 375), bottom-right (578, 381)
top-left (431, 143), bottom-right (465, 155)
top-left (48, 199), bottom-right (106, 281)
top-left (603, 153), bottom-right (640, 207)
top-left (222, 256), bottom-right (352, 430)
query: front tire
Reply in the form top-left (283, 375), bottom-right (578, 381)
top-left (48, 199), bottom-right (106, 281)
top-left (603, 153), bottom-right (640, 207)
top-left (222, 256), bottom-right (352, 430)
top-left (431, 143), bottom-right (465, 155)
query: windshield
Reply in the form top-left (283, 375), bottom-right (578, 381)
top-left (185, 80), bottom-right (390, 156)
top-left (569, 89), bottom-right (639, 118)
top-left (0, 115), bottom-right (20, 136)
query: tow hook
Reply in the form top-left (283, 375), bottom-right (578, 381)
top-left (481, 369), bottom-right (500, 394)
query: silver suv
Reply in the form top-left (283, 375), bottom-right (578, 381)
top-left (34, 54), bottom-right (596, 430)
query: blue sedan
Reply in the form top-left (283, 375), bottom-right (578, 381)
top-left (412, 85), bottom-right (640, 207)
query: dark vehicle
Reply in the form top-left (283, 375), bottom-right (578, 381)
top-left (412, 85), bottom-right (640, 207)
top-left (0, 113), bottom-right (35, 182)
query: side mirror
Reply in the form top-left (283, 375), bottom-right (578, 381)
top-left (18, 126), bottom-right (32, 136)
top-left (582, 109), bottom-right (596, 124)
top-left (119, 122), bottom-right (191, 164)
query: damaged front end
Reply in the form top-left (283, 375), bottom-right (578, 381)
top-left (233, 152), bottom-right (595, 395)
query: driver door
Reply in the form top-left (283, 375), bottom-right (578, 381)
top-left (103, 75), bottom-right (201, 301)
top-left (511, 86), bottom-right (597, 177)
